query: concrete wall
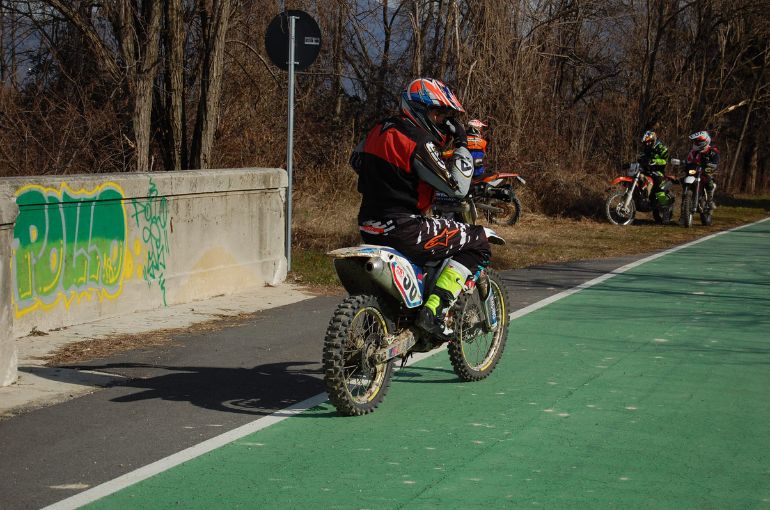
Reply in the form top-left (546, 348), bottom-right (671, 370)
top-left (0, 168), bottom-right (287, 386)
top-left (0, 192), bottom-right (19, 386)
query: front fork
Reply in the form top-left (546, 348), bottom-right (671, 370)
top-left (623, 179), bottom-right (638, 210)
top-left (688, 178), bottom-right (701, 213)
top-left (471, 271), bottom-right (499, 332)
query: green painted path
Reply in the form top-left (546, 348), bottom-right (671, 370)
top-left (84, 221), bottom-right (770, 509)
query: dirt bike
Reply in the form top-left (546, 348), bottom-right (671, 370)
top-left (671, 158), bottom-right (713, 228)
top-left (323, 220), bottom-right (510, 416)
top-left (605, 162), bottom-right (676, 225)
top-left (433, 171), bottom-right (526, 225)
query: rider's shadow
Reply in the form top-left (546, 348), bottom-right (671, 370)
top-left (59, 360), bottom-right (331, 417)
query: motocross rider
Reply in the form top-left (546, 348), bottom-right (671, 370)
top-left (638, 130), bottom-right (671, 206)
top-left (684, 131), bottom-right (720, 210)
top-left (467, 119), bottom-right (488, 177)
top-left (350, 78), bottom-right (491, 340)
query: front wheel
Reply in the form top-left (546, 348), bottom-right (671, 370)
top-left (323, 295), bottom-right (395, 416)
top-left (605, 190), bottom-right (636, 225)
top-left (447, 268), bottom-right (510, 381)
top-left (680, 189), bottom-right (693, 228)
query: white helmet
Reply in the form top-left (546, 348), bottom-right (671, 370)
top-left (689, 131), bottom-right (711, 152)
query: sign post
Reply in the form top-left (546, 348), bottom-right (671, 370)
top-left (286, 14), bottom-right (296, 272)
top-left (265, 11), bottom-right (321, 273)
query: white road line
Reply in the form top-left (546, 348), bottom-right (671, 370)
top-left (44, 217), bottom-right (770, 510)
top-left (510, 217), bottom-right (769, 320)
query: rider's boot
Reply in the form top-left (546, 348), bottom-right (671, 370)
top-left (417, 260), bottom-right (472, 341)
top-left (706, 186), bottom-right (717, 210)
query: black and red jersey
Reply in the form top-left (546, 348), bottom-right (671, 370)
top-left (686, 146), bottom-right (720, 170)
top-left (354, 116), bottom-right (458, 222)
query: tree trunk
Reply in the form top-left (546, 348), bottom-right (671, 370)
top-left (191, 0), bottom-right (232, 170)
top-left (46, 0), bottom-right (121, 83)
top-left (438, 0), bottom-right (454, 79)
top-left (130, 1), bottom-right (162, 173)
top-left (374, 0), bottom-right (391, 113)
top-left (333, 3), bottom-right (346, 120)
top-left (726, 49), bottom-right (766, 191)
top-left (163, 0), bottom-right (186, 170)
top-left (410, 0), bottom-right (422, 76)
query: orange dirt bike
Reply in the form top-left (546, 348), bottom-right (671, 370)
top-left (605, 162), bottom-right (676, 225)
top-left (434, 171), bottom-right (526, 225)
top-left (323, 218), bottom-right (510, 416)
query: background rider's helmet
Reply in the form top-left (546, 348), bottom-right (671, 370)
top-left (400, 78), bottom-right (465, 141)
top-left (689, 131), bottom-right (711, 152)
top-left (467, 118), bottom-right (488, 137)
top-left (641, 130), bottom-right (657, 148)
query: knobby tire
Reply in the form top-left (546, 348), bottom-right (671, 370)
top-left (323, 294), bottom-right (395, 416)
top-left (447, 268), bottom-right (510, 381)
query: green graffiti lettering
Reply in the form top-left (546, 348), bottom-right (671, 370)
top-left (131, 178), bottom-right (170, 306)
top-left (12, 183), bottom-right (128, 317)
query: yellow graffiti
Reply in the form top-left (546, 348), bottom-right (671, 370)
top-left (11, 181), bottom-right (130, 318)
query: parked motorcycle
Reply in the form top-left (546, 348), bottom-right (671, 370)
top-left (605, 162), bottom-right (676, 225)
top-left (670, 158), bottom-right (713, 227)
top-left (323, 220), bottom-right (510, 416)
top-left (434, 171), bottom-right (526, 225)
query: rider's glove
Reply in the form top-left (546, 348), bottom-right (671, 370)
top-left (445, 118), bottom-right (467, 149)
top-left (705, 163), bottom-right (717, 174)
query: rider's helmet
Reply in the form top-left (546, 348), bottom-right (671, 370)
top-left (689, 131), bottom-right (711, 153)
top-left (641, 130), bottom-right (657, 148)
top-left (401, 78), bottom-right (465, 142)
top-left (467, 119), bottom-right (487, 137)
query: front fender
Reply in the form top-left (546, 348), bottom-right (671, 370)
top-left (483, 227), bottom-right (506, 245)
top-left (610, 176), bottom-right (635, 186)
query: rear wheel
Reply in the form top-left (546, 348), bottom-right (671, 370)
top-left (323, 295), bottom-right (394, 416)
top-left (448, 269), bottom-right (510, 381)
top-left (605, 190), bottom-right (636, 225)
top-left (487, 195), bottom-right (522, 225)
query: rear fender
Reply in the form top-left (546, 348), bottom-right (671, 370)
top-left (328, 245), bottom-right (424, 308)
top-left (475, 172), bottom-right (525, 186)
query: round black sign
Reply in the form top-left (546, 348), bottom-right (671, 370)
top-left (265, 10), bottom-right (322, 71)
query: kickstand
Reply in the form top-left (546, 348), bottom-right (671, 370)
top-left (400, 352), bottom-right (413, 368)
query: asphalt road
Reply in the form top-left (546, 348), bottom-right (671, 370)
top-left (0, 253), bottom-right (658, 509)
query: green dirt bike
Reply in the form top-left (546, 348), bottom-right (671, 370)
top-left (323, 218), bottom-right (510, 416)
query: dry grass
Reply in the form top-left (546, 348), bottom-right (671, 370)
top-left (46, 312), bottom-right (262, 366)
top-left (292, 192), bottom-right (770, 286)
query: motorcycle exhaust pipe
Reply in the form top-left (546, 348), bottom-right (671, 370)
top-left (476, 203), bottom-right (504, 214)
top-left (365, 257), bottom-right (397, 292)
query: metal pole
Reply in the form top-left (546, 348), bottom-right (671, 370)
top-left (286, 15), bottom-right (297, 272)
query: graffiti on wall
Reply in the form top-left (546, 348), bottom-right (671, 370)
top-left (130, 178), bottom-right (170, 305)
top-left (11, 182), bottom-right (129, 317)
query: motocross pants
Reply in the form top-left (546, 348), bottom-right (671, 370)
top-left (359, 214), bottom-right (491, 272)
top-left (704, 174), bottom-right (717, 202)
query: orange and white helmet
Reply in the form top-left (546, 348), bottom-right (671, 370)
top-left (689, 131), bottom-right (711, 152)
top-left (400, 78), bottom-right (465, 140)
top-left (467, 119), bottom-right (487, 136)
